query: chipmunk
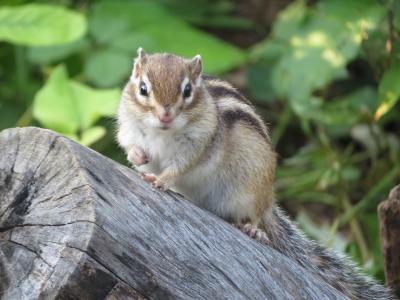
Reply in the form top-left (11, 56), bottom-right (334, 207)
top-left (117, 48), bottom-right (393, 300)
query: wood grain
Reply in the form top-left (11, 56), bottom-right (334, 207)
top-left (0, 127), bottom-right (348, 299)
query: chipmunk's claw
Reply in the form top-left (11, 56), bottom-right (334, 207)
top-left (140, 172), bottom-right (157, 183)
top-left (151, 179), bottom-right (168, 191)
top-left (140, 172), bottom-right (171, 192)
top-left (236, 223), bottom-right (270, 245)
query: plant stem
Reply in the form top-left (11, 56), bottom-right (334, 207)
top-left (386, 0), bottom-right (396, 65)
top-left (16, 105), bottom-right (33, 127)
top-left (317, 127), bottom-right (370, 262)
top-left (272, 104), bottom-right (292, 146)
top-left (328, 218), bottom-right (340, 248)
top-left (15, 46), bottom-right (28, 101)
top-left (343, 196), bottom-right (370, 262)
top-left (338, 165), bottom-right (400, 227)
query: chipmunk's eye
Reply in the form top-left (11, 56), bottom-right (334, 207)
top-left (139, 82), bottom-right (148, 96)
top-left (183, 83), bottom-right (191, 98)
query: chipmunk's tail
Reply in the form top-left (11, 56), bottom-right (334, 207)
top-left (261, 206), bottom-right (394, 300)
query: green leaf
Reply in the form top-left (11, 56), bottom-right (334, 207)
top-left (0, 102), bottom-right (23, 130)
top-left (70, 81), bottom-right (120, 129)
top-left (0, 4), bottom-right (87, 46)
top-left (376, 64), bottom-right (400, 120)
top-left (318, 0), bottom-right (384, 35)
top-left (161, 0), bottom-right (254, 30)
top-left (27, 38), bottom-right (89, 65)
top-left (80, 126), bottom-right (106, 146)
top-left (247, 63), bottom-right (276, 101)
top-left (84, 49), bottom-right (132, 88)
top-left (33, 65), bottom-right (119, 135)
top-left (273, 0), bottom-right (308, 40)
top-left (251, 39), bottom-right (286, 62)
top-left (313, 87), bottom-right (378, 126)
top-left (252, 0), bottom-right (384, 118)
top-left (33, 65), bottom-right (79, 134)
top-left (89, 1), bottom-right (246, 74)
top-left (110, 32), bottom-right (157, 54)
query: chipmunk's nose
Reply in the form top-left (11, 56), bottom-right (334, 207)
top-left (159, 111), bottom-right (174, 124)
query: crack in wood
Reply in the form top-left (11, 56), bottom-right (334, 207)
top-left (0, 127), bottom-right (354, 299)
top-left (64, 244), bottom-right (148, 299)
top-left (27, 184), bottom-right (90, 213)
top-left (7, 239), bottom-right (52, 267)
top-left (31, 136), bottom-right (62, 176)
top-left (0, 219), bottom-right (97, 234)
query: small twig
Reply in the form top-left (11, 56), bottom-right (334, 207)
top-left (14, 46), bottom-right (28, 102)
top-left (316, 127), bottom-right (370, 262)
top-left (338, 165), bottom-right (400, 227)
top-left (337, 172), bottom-right (370, 263)
top-left (272, 104), bottom-right (292, 146)
top-left (343, 197), bottom-right (370, 262)
top-left (386, 0), bottom-right (396, 65)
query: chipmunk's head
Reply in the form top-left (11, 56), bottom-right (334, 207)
top-left (126, 48), bottom-right (204, 131)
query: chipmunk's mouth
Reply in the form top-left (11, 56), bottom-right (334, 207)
top-left (158, 121), bottom-right (174, 130)
top-left (155, 115), bottom-right (186, 131)
top-left (158, 118), bottom-right (176, 130)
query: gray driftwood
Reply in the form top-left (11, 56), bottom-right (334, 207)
top-left (0, 127), bottom-right (347, 300)
top-left (379, 184), bottom-right (400, 298)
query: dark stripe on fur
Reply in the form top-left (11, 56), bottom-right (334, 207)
top-left (202, 74), bottom-right (219, 81)
top-left (222, 109), bottom-right (268, 140)
top-left (206, 84), bottom-right (251, 105)
top-left (202, 73), bottom-right (252, 105)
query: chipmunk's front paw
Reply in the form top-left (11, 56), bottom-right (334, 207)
top-left (128, 145), bottom-right (149, 166)
top-left (236, 223), bottom-right (270, 245)
top-left (140, 172), bottom-right (157, 183)
top-left (151, 179), bottom-right (170, 192)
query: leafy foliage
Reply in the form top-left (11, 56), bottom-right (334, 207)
top-left (33, 65), bottom-right (119, 145)
top-left (0, 0), bottom-right (399, 282)
top-left (0, 4), bottom-right (87, 46)
top-left (87, 0), bottom-right (246, 83)
top-left (250, 0), bottom-right (399, 278)
top-left (252, 0), bottom-right (384, 118)
top-left (376, 63), bottom-right (400, 119)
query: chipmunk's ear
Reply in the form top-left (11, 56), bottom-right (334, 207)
top-left (137, 47), bottom-right (147, 64)
top-left (189, 54), bottom-right (202, 81)
top-left (132, 47), bottom-right (147, 79)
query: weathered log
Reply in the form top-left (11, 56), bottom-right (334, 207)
top-left (0, 127), bottom-right (348, 299)
top-left (379, 184), bottom-right (400, 298)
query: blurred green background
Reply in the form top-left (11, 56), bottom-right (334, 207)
top-left (0, 0), bottom-right (399, 282)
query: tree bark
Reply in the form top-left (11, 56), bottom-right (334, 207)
top-left (0, 127), bottom-right (348, 300)
top-left (379, 184), bottom-right (400, 299)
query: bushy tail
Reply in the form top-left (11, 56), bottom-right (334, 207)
top-left (261, 206), bottom-right (394, 300)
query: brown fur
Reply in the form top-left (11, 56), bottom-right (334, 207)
top-left (186, 86), bottom-right (205, 111)
top-left (126, 50), bottom-right (276, 224)
top-left (118, 50), bottom-right (394, 300)
top-left (142, 54), bottom-right (186, 106)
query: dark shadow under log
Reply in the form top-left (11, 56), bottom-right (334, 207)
top-left (0, 127), bottom-right (348, 299)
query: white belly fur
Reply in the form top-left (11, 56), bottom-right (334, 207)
top-left (128, 124), bottom-right (255, 222)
